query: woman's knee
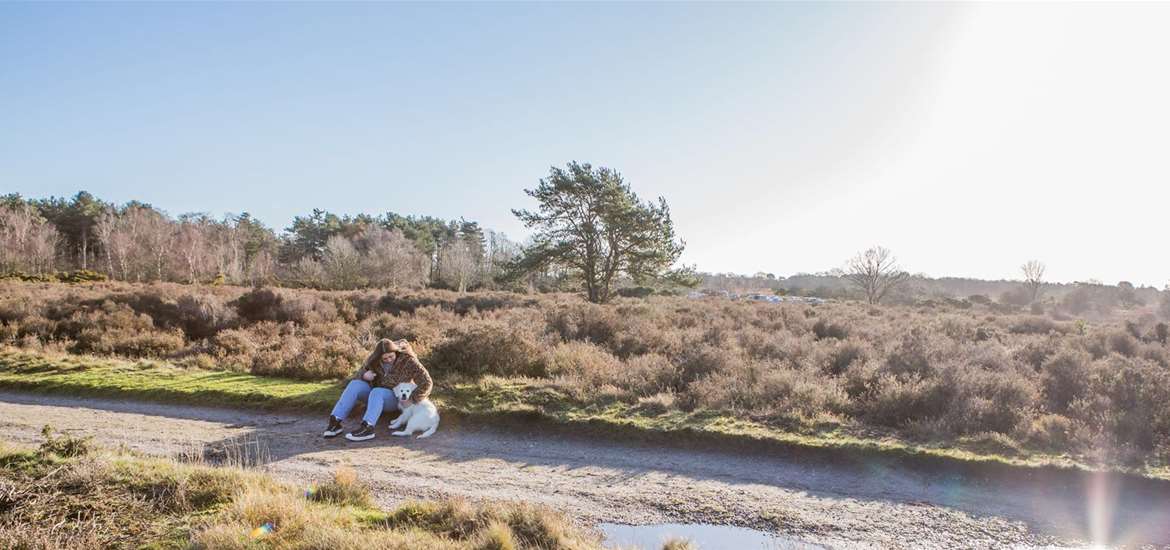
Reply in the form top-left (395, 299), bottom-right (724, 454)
top-left (344, 379), bottom-right (368, 392)
top-left (369, 387), bottom-right (392, 401)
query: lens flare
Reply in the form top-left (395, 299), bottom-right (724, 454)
top-left (250, 522), bottom-right (274, 539)
top-left (304, 485), bottom-right (318, 499)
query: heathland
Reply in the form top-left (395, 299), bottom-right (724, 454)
top-left (2, 279), bottom-right (1168, 477)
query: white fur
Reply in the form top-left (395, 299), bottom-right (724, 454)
top-left (387, 382), bottom-right (440, 438)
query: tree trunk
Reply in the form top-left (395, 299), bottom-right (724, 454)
top-left (80, 225), bottom-right (88, 270)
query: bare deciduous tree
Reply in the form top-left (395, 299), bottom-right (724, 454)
top-left (357, 226), bottom-right (427, 288)
top-left (96, 207), bottom-right (136, 280)
top-left (846, 246), bottom-right (909, 305)
top-left (439, 238), bottom-right (476, 292)
top-left (176, 216), bottom-right (212, 284)
top-left (138, 208), bottom-right (175, 281)
top-left (1021, 260), bottom-right (1046, 304)
top-left (0, 205), bottom-right (60, 274)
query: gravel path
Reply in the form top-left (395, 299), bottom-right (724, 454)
top-left (2, 391), bottom-right (1168, 548)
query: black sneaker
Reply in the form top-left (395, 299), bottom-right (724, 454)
top-left (345, 421), bottom-right (375, 442)
top-left (323, 416), bottom-right (343, 438)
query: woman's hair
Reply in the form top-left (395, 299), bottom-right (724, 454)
top-left (361, 338), bottom-right (417, 371)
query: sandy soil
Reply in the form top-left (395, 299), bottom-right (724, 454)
top-left (2, 391), bottom-right (1168, 549)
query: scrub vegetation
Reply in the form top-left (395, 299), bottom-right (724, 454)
top-left (2, 279), bottom-right (1169, 475)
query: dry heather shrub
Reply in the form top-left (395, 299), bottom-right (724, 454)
top-left (430, 320), bottom-right (548, 378)
top-left (174, 293), bottom-right (237, 339)
top-left (819, 340), bottom-right (866, 376)
top-left (111, 290), bottom-right (237, 340)
top-left (1040, 349), bottom-right (1094, 413)
top-left (675, 344), bottom-right (741, 389)
top-left (812, 318), bottom-right (849, 340)
top-left (937, 362), bottom-right (1038, 435)
top-left (697, 360), bottom-right (849, 418)
top-left (1007, 316), bottom-right (1066, 335)
top-left (61, 302), bottom-right (186, 358)
top-left (865, 373), bottom-right (952, 428)
top-left (608, 314), bottom-right (683, 359)
top-left (545, 341), bottom-right (623, 387)
top-left (1139, 343), bottom-right (1169, 368)
top-left (623, 353), bottom-right (678, 396)
top-left (545, 302), bottom-right (623, 349)
top-left (233, 287), bottom-right (338, 325)
top-left (232, 287), bottom-right (284, 322)
top-left (210, 327), bottom-right (260, 370)
top-left (249, 322), bottom-right (364, 380)
top-left (736, 326), bottom-right (796, 362)
top-left (1011, 336), bottom-right (1060, 371)
top-left (1091, 355), bottom-right (1170, 451)
top-left (884, 328), bottom-right (937, 378)
top-left (363, 306), bottom-right (452, 356)
top-left (1105, 330), bottom-right (1138, 357)
top-left (1026, 413), bottom-right (1080, 452)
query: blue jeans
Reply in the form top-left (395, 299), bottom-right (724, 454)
top-left (330, 380), bottom-right (398, 426)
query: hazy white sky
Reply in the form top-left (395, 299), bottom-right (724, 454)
top-left (778, 2), bottom-right (1170, 287)
top-left (3, 3), bottom-right (1167, 286)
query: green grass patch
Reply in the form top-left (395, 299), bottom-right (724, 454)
top-left (2, 348), bottom-right (1168, 483)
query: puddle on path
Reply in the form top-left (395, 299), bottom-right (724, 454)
top-left (599, 523), bottom-right (825, 550)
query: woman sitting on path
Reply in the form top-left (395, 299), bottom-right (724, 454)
top-left (323, 338), bottom-right (433, 442)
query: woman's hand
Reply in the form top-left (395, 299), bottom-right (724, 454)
top-left (361, 370), bottom-right (377, 382)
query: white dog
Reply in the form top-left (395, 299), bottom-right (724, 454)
top-left (388, 382), bottom-right (439, 438)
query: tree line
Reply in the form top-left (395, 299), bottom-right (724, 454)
top-left (2, 162), bottom-right (695, 302)
top-left (0, 191), bottom-right (522, 291)
top-left (702, 246), bottom-right (1170, 319)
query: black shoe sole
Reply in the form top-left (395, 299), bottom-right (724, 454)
top-left (345, 433), bottom-right (375, 441)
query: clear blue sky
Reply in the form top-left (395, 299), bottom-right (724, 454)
top-left (3, 2), bottom-right (1167, 286)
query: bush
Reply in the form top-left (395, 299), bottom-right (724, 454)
top-left (861, 373), bottom-right (951, 428)
top-left (939, 363), bottom-right (1038, 435)
top-left (885, 328), bottom-right (935, 377)
top-left (825, 341), bottom-right (867, 376)
top-left (1106, 330), bottom-right (1137, 357)
top-left (1027, 414), bottom-right (1078, 452)
top-left (812, 319), bottom-right (849, 340)
top-left (175, 293), bottom-right (236, 339)
top-left (233, 287), bottom-right (284, 323)
top-left (429, 321), bottom-right (547, 378)
top-left (545, 341), bottom-right (623, 388)
top-left (1040, 350), bottom-right (1093, 413)
top-left (1008, 316), bottom-right (1063, 335)
top-left (1093, 356), bottom-right (1170, 450)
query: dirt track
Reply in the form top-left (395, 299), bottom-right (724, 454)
top-left (2, 391), bottom-right (1169, 549)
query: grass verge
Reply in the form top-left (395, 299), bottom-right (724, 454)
top-left (0, 428), bottom-right (606, 549)
top-left (1, 348), bottom-right (1168, 484)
